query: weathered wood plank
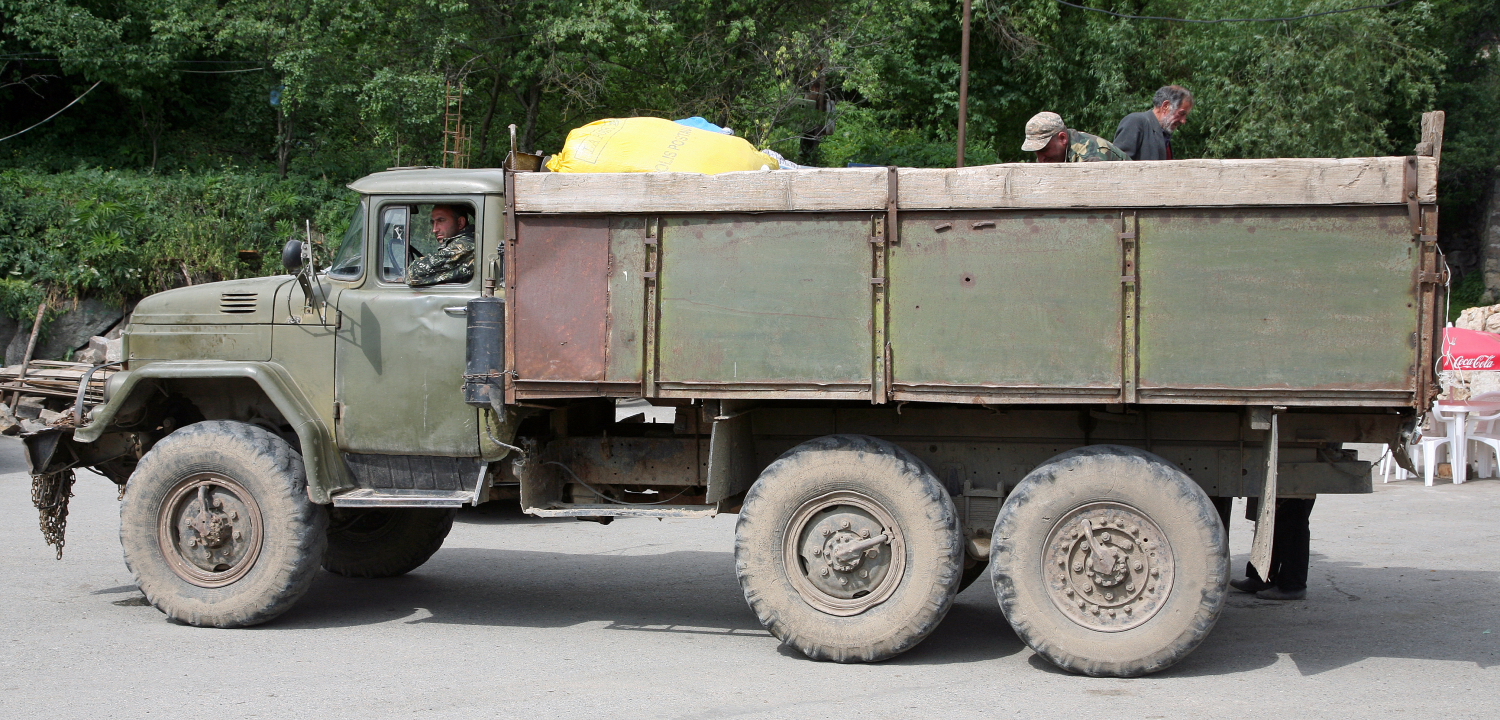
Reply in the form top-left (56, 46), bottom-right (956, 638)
top-left (515, 167), bottom-right (889, 213)
top-left (512, 156), bottom-right (1436, 213)
top-left (896, 157), bottom-right (1436, 209)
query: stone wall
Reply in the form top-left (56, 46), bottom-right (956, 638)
top-left (2, 299), bottom-right (125, 367)
top-left (1481, 170), bottom-right (1500, 304)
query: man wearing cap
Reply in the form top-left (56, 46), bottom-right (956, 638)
top-left (1022, 112), bottom-right (1130, 162)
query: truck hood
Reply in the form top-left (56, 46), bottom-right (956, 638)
top-left (131, 276), bottom-right (294, 325)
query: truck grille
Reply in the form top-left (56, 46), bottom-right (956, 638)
top-left (219, 292), bottom-right (258, 314)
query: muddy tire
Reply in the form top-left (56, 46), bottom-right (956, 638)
top-left (991, 445), bottom-right (1228, 677)
top-left (119, 421), bottom-right (328, 628)
top-left (322, 508), bottom-right (456, 578)
top-left (735, 434), bottom-right (964, 662)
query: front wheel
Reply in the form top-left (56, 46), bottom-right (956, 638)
top-left (120, 421), bottom-right (328, 627)
top-left (991, 445), bottom-right (1228, 677)
top-left (735, 434), bottom-right (964, 662)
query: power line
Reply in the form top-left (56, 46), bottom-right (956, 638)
top-left (180, 67), bottom-right (264, 74)
top-left (1052, 0), bottom-right (1410, 23)
top-left (0, 80), bottom-right (102, 143)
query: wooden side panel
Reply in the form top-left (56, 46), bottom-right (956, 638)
top-left (1137, 206), bottom-right (1418, 401)
top-left (513, 215), bottom-right (610, 381)
top-left (656, 213), bottom-right (872, 390)
top-left (889, 211), bottom-right (1123, 400)
top-left (513, 157), bottom-right (1436, 213)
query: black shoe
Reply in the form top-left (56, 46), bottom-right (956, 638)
top-left (1230, 577), bottom-right (1270, 594)
top-left (1255, 587), bottom-right (1306, 601)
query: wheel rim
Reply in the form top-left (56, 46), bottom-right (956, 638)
top-left (1042, 501), bottom-right (1174, 632)
top-left (157, 473), bottom-right (263, 588)
top-left (783, 490), bottom-right (906, 617)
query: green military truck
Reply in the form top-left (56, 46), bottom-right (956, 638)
top-left (21, 145), bottom-right (1444, 677)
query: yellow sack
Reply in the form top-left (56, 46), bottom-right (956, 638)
top-left (546, 117), bottom-right (779, 174)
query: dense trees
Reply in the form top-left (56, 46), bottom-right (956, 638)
top-left (1, 0), bottom-right (1497, 311)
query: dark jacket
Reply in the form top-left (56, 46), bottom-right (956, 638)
top-left (1114, 111), bottom-right (1173, 161)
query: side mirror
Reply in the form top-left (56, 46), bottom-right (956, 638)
top-left (282, 239), bottom-right (305, 272)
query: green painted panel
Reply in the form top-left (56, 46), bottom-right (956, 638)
top-left (606, 217), bottom-right (647, 382)
top-left (1138, 207), bottom-right (1417, 390)
top-left (334, 288), bottom-right (478, 455)
top-left (658, 213), bottom-right (872, 384)
top-left (890, 211), bottom-right (1123, 388)
top-left (127, 324), bottom-right (272, 362)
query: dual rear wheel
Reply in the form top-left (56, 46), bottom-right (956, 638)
top-left (735, 436), bottom-right (1227, 675)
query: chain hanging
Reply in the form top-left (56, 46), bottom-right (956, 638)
top-left (31, 470), bottom-right (76, 560)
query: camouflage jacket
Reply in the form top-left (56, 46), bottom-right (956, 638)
top-left (407, 229), bottom-right (475, 287)
top-left (1065, 129), bottom-right (1131, 162)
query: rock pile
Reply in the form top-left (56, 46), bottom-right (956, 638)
top-left (1438, 304), bottom-right (1500, 400)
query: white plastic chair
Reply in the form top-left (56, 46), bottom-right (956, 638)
top-left (1415, 429), bottom-right (1452, 487)
top-left (1464, 392), bottom-right (1500, 482)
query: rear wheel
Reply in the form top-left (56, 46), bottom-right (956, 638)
top-left (991, 445), bottom-right (1228, 677)
top-left (323, 508), bottom-right (456, 578)
top-left (735, 434), bottom-right (964, 662)
top-left (120, 421), bottom-right (327, 627)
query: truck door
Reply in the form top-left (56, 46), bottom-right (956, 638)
top-left (333, 197), bottom-right (481, 456)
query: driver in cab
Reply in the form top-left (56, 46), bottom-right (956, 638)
top-left (407, 204), bottom-right (475, 286)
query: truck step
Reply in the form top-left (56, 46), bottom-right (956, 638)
top-left (524, 504), bottom-right (717, 519)
top-left (331, 489), bottom-right (473, 508)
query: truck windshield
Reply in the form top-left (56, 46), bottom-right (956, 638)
top-left (326, 200), bottom-right (367, 280)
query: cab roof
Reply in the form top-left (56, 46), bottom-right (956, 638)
top-left (347, 167), bottom-right (509, 195)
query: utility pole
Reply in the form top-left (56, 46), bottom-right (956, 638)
top-left (956, 0), bottom-right (972, 168)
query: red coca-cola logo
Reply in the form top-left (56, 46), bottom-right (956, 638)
top-left (1451, 354), bottom-right (1498, 370)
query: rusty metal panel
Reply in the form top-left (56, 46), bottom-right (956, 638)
top-left (513, 215), bottom-right (610, 381)
top-left (889, 211), bottom-right (1123, 395)
top-left (606, 217), bottom-right (648, 382)
top-left (1137, 207), bottom-right (1417, 399)
top-left (657, 213), bottom-right (873, 387)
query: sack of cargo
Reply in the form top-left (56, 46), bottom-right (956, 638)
top-left (546, 117), bottom-right (779, 174)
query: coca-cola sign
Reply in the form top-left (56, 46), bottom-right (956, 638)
top-left (1450, 354), bottom-right (1498, 370)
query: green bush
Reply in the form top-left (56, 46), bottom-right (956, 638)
top-left (0, 169), bottom-right (355, 321)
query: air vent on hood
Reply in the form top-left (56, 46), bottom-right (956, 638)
top-left (220, 292), bottom-right (258, 314)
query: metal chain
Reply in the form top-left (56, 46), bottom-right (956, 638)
top-left (30, 470), bottom-right (76, 560)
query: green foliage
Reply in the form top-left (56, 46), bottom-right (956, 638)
top-left (0, 0), bottom-right (1496, 311)
top-left (0, 168), bottom-right (353, 321)
top-left (1450, 270), bottom-right (1488, 322)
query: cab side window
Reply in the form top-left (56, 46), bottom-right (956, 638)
top-left (378, 202), bottom-right (477, 286)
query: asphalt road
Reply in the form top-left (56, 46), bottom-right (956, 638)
top-left (1, 437), bottom-right (1496, 720)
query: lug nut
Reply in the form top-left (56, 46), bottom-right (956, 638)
top-left (860, 529), bottom-right (870, 538)
top-left (821, 569), bottom-right (829, 577)
top-left (860, 570), bottom-right (868, 578)
top-left (812, 549), bottom-right (821, 556)
top-left (821, 528), bottom-right (832, 537)
top-left (234, 531), bottom-right (243, 541)
top-left (839, 520), bottom-right (850, 530)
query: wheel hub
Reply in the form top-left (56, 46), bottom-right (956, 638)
top-left (1044, 501), bottom-right (1173, 632)
top-left (158, 474), bottom-right (262, 588)
top-left (784, 491), bottom-right (905, 616)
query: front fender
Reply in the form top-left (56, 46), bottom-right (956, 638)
top-left (75, 361), bottom-right (349, 503)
